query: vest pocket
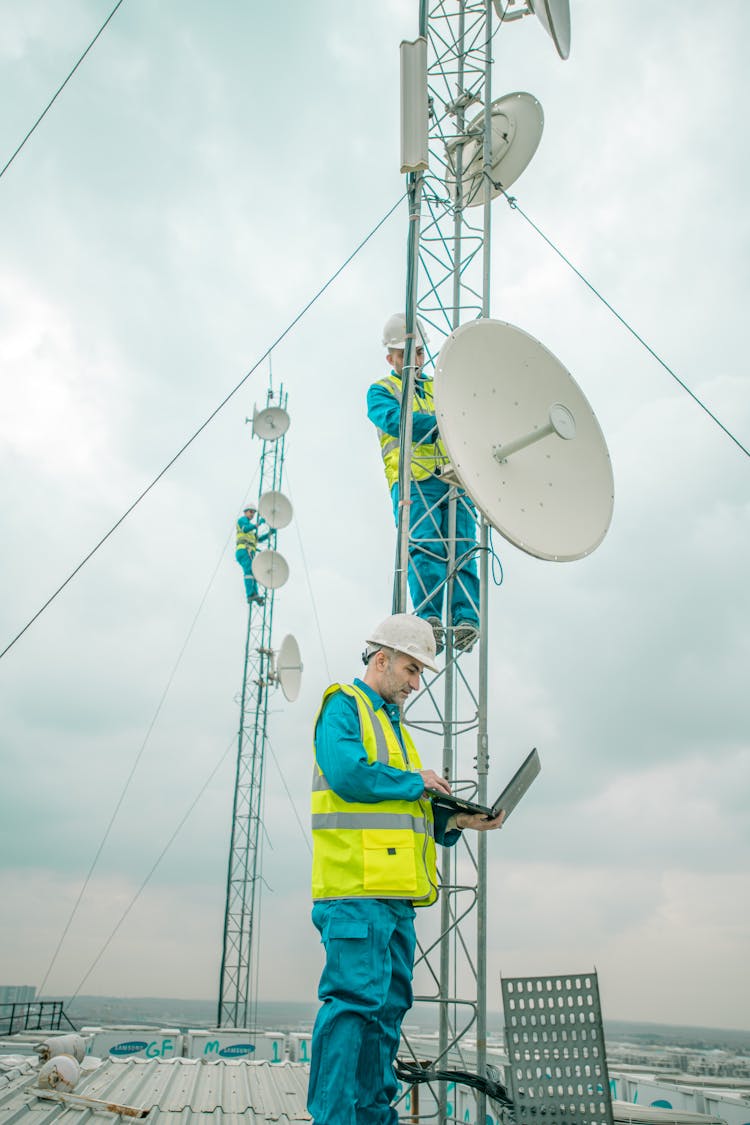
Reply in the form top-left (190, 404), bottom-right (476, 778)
top-left (362, 829), bottom-right (418, 894)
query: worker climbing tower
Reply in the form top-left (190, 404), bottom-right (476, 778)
top-left (217, 385), bottom-right (302, 1029)
top-left (393, 5), bottom-right (611, 1125)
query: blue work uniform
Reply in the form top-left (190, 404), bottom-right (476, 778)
top-left (235, 516), bottom-right (269, 600)
top-left (308, 679), bottom-right (461, 1125)
top-left (367, 376), bottom-right (479, 628)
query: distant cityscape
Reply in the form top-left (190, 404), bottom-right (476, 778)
top-left (3, 987), bottom-right (749, 1081)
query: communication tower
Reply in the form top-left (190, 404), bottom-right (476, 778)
top-left (395, 5), bottom-right (611, 1124)
top-left (217, 385), bottom-right (302, 1028)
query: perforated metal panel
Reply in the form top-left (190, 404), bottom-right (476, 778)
top-left (501, 972), bottom-right (614, 1125)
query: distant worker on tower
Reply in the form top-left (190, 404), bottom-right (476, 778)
top-left (307, 613), bottom-right (503, 1125)
top-left (367, 313), bottom-right (480, 655)
top-left (235, 504), bottom-right (269, 604)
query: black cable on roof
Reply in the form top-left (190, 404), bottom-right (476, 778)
top-left (394, 1058), bottom-right (514, 1109)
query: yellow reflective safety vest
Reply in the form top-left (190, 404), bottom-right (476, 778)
top-left (374, 373), bottom-right (449, 489)
top-left (311, 683), bottom-right (438, 906)
top-left (236, 519), bottom-right (258, 552)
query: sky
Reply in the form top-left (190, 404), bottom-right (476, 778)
top-left (0, 1), bottom-right (748, 1033)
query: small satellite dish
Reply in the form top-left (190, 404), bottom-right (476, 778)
top-left (492, 0), bottom-right (570, 60)
top-left (252, 549), bottom-right (289, 589)
top-left (37, 1036), bottom-right (86, 1063)
top-left (433, 318), bottom-right (614, 561)
top-left (37, 1055), bottom-right (80, 1091)
top-left (258, 489), bottom-right (293, 530)
top-left (252, 405), bottom-right (290, 441)
top-left (277, 634), bottom-right (303, 702)
top-left (445, 92), bottom-right (543, 208)
top-left (530, 0), bottom-right (571, 60)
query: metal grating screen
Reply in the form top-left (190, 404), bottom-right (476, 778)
top-left (501, 972), bottom-right (614, 1125)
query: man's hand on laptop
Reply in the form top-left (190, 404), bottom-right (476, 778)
top-left (420, 770), bottom-right (451, 796)
top-left (456, 809), bottom-right (505, 832)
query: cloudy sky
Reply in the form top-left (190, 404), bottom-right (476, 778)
top-left (0, 2), bottom-right (748, 1033)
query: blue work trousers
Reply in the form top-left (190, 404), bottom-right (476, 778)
top-left (391, 477), bottom-right (479, 627)
top-left (307, 898), bottom-right (417, 1125)
top-left (235, 548), bottom-right (257, 599)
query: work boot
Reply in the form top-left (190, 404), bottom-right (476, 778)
top-left (453, 622), bottom-right (479, 653)
top-left (426, 616), bottom-right (444, 656)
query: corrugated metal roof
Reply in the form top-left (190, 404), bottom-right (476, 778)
top-left (0, 1057), bottom-right (311, 1125)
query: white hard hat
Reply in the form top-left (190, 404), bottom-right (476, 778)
top-left (363, 613), bottom-right (439, 673)
top-left (382, 312), bottom-right (429, 351)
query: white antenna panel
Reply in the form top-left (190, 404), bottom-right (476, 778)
top-left (252, 405), bottom-right (290, 441)
top-left (433, 318), bottom-right (614, 561)
top-left (400, 37), bottom-right (429, 173)
top-left (277, 634), bottom-right (303, 702)
top-left (252, 549), bottom-right (289, 589)
top-left (258, 490), bottom-right (293, 529)
top-left (445, 92), bottom-right (543, 208)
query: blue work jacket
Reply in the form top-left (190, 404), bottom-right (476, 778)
top-left (366, 373), bottom-right (441, 446)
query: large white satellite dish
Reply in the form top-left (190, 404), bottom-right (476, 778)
top-left (492, 0), bottom-right (571, 60)
top-left (433, 319), bottom-right (614, 561)
top-left (252, 549), bottom-right (289, 589)
top-left (252, 405), bottom-right (290, 441)
top-left (276, 634), bottom-right (303, 702)
top-left (258, 489), bottom-right (293, 530)
top-left (445, 92), bottom-right (543, 209)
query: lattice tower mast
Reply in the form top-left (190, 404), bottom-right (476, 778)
top-left (396, 4), bottom-right (495, 1123)
top-left (218, 384), bottom-right (289, 1028)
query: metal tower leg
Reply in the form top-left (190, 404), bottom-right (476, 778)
top-left (395, 4), bottom-right (497, 1123)
top-left (217, 385), bottom-right (289, 1029)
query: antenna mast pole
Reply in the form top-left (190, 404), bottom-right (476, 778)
top-left (395, 5), bottom-right (588, 1120)
top-left (395, 3), bottom-right (496, 1120)
top-left (217, 384), bottom-right (289, 1029)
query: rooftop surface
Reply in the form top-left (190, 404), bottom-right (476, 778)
top-left (0, 1056), bottom-right (311, 1125)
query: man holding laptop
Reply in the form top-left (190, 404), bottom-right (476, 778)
top-left (307, 613), bottom-right (505, 1125)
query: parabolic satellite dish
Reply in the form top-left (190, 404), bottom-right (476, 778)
top-left (445, 92), bottom-right (543, 208)
top-left (252, 405), bottom-right (290, 441)
top-left (433, 319), bottom-right (614, 561)
top-left (529, 0), bottom-right (571, 60)
top-left (252, 549), bottom-right (289, 589)
top-left (258, 489), bottom-right (293, 530)
top-left (277, 634), bottom-right (303, 703)
top-left (492, 0), bottom-right (571, 60)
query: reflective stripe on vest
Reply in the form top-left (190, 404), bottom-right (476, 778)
top-left (311, 812), bottom-right (433, 835)
top-left (375, 373), bottom-right (449, 489)
top-left (311, 683), bottom-right (438, 906)
top-left (236, 521), bottom-right (258, 551)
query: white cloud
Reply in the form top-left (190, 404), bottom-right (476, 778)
top-left (0, 1), bottom-right (747, 1032)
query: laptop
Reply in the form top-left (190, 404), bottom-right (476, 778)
top-left (426, 747), bottom-right (540, 822)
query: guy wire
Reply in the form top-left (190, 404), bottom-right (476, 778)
top-left (0, 193), bottom-right (407, 662)
top-left (499, 185), bottom-right (749, 459)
